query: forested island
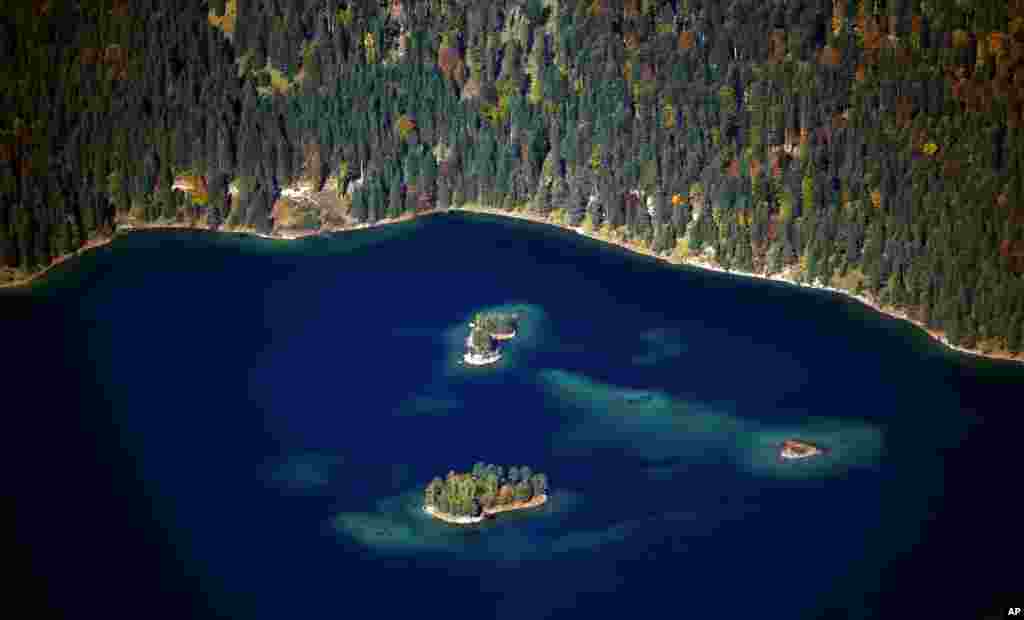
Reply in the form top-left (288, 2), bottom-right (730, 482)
top-left (3, 0), bottom-right (1023, 364)
top-left (463, 311), bottom-right (519, 364)
top-left (423, 462), bottom-right (549, 524)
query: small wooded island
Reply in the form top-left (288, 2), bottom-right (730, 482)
top-left (423, 462), bottom-right (548, 525)
top-left (779, 439), bottom-right (828, 461)
top-left (463, 312), bottom-right (520, 366)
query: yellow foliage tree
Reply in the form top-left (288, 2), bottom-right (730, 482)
top-left (1011, 17), bottom-right (1024, 37)
top-left (779, 188), bottom-right (794, 221)
top-left (364, 32), bottom-right (377, 64)
top-left (719, 85), bottom-right (736, 116)
top-left (590, 144), bottom-right (603, 172)
top-left (480, 99), bottom-right (508, 128)
top-left (526, 37), bottom-right (543, 105)
top-left (191, 188), bottom-right (209, 206)
top-left (337, 6), bottom-right (353, 27)
top-left (802, 174), bottom-right (814, 212)
top-left (952, 29), bottom-right (970, 49)
top-left (662, 101), bottom-right (676, 129)
top-left (396, 115), bottom-right (416, 140)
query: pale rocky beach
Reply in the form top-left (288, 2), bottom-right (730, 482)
top-left (424, 494), bottom-right (548, 525)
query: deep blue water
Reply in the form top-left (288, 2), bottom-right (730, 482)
top-left (6, 214), bottom-right (1022, 619)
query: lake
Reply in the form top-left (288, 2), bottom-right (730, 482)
top-left (6, 213), bottom-right (1022, 618)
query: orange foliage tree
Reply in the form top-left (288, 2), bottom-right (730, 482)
top-left (437, 45), bottom-right (460, 80)
top-left (678, 31), bottom-right (695, 51)
top-left (820, 45), bottom-right (841, 67)
top-left (768, 29), bottom-right (786, 62)
top-left (623, 31), bottom-right (640, 51)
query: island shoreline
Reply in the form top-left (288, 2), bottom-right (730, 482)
top-left (423, 493), bottom-right (548, 525)
top-left (5, 206), bottom-right (1021, 366)
top-left (463, 330), bottom-right (503, 365)
top-left (463, 350), bottom-right (502, 365)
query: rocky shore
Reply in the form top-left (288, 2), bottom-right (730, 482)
top-left (779, 439), bottom-right (827, 461)
top-left (463, 348), bottom-right (502, 366)
top-left (0, 210), bottom-right (421, 288)
top-left (423, 494), bottom-right (548, 525)
top-left (1, 234), bottom-right (114, 289)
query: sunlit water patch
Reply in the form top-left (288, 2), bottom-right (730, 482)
top-left (538, 368), bottom-right (884, 479)
top-left (538, 368), bottom-right (743, 461)
top-left (267, 453), bottom-right (346, 494)
top-left (332, 488), bottom-right (592, 559)
top-left (631, 327), bottom-right (688, 366)
top-left (394, 387), bottom-right (463, 417)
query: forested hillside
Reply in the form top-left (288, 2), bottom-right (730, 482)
top-left (2, 0), bottom-right (1023, 356)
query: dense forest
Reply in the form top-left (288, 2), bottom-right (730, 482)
top-left (475, 311), bottom-right (519, 336)
top-left (2, 0), bottom-right (1023, 355)
top-left (425, 462), bottom-right (549, 517)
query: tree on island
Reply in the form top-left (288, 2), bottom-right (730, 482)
top-left (468, 326), bottom-right (497, 353)
top-left (474, 312), bottom-right (520, 336)
top-left (424, 462), bottom-right (548, 517)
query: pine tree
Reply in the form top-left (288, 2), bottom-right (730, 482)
top-left (388, 173), bottom-right (403, 219)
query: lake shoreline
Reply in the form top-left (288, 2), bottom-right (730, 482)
top-left (1, 235), bottom-right (115, 289)
top-left (0, 212), bottom-right (422, 288)
top-left (446, 205), bottom-right (1023, 367)
top-left (5, 206), bottom-right (1020, 366)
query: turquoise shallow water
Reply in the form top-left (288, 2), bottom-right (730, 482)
top-left (5, 214), bottom-right (1022, 618)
